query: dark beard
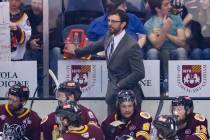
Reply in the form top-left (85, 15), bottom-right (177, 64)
top-left (177, 113), bottom-right (188, 127)
top-left (10, 104), bottom-right (23, 113)
top-left (108, 27), bottom-right (121, 35)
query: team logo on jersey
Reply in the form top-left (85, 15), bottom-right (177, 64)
top-left (0, 115), bottom-right (6, 121)
top-left (88, 111), bottom-right (95, 119)
top-left (23, 118), bottom-right (32, 125)
top-left (142, 123), bottom-right (150, 131)
top-left (66, 65), bottom-right (96, 93)
top-left (177, 65), bottom-right (207, 93)
top-left (129, 124), bottom-right (136, 131)
top-left (2, 123), bottom-right (29, 140)
top-left (185, 129), bottom-right (191, 135)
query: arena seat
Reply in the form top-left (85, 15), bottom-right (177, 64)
top-left (62, 24), bottom-right (89, 42)
top-left (126, 0), bottom-right (147, 21)
top-left (64, 0), bottom-right (104, 26)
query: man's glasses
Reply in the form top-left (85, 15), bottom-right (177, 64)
top-left (108, 19), bottom-right (121, 24)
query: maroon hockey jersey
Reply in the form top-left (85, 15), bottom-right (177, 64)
top-left (177, 113), bottom-right (209, 140)
top-left (41, 104), bottom-right (99, 140)
top-left (0, 104), bottom-right (41, 140)
top-left (101, 111), bottom-right (152, 140)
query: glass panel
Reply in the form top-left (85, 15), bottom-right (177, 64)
top-left (20, 0), bottom-right (44, 97)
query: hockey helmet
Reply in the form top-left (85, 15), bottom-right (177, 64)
top-left (8, 83), bottom-right (29, 101)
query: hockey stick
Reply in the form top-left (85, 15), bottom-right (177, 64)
top-left (29, 74), bottom-right (47, 110)
top-left (48, 69), bottom-right (59, 90)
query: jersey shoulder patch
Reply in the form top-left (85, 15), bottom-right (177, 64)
top-left (194, 113), bottom-right (206, 122)
top-left (88, 111), bottom-right (95, 119)
top-left (41, 115), bottom-right (48, 124)
top-left (142, 122), bottom-right (150, 131)
top-left (140, 112), bottom-right (151, 119)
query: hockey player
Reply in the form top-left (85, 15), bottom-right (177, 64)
top-left (171, 96), bottom-right (209, 140)
top-left (41, 80), bottom-right (99, 140)
top-left (152, 115), bottom-right (178, 140)
top-left (55, 101), bottom-right (104, 140)
top-left (101, 90), bottom-right (152, 140)
top-left (0, 83), bottom-right (41, 140)
top-left (9, 0), bottom-right (31, 60)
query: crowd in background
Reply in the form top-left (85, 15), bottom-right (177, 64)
top-left (1, 0), bottom-right (210, 139)
top-left (4, 0), bottom-right (210, 97)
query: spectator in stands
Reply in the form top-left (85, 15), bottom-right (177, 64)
top-left (169, 0), bottom-right (210, 60)
top-left (144, 0), bottom-right (188, 86)
top-left (101, 90), bottom-right (152, 140)
top-left (171, 96), bottom-right (209, 139)
top-left (64, 9), bottom-right (145, 114)
top-left (9, 0), bottom-right (31, 60)
top-left (55, 101), bottom-right (104, 140)
top-left (187, 20), bottom-right (210, 60)
top-left (23, 0), bottom-right (61, 97)
top-left (87, 0), bottom-right (147, 48)
top-left (198, 0), bottom-right (210, 35)
top-left (0, 83), bottom-right (41, 140)
top-left (41, 80), bottom-right (99, 140)
top-left (170, 0), bottom-right (193, 32)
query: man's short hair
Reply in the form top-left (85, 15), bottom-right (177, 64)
top-left (105, 0), bottom-right (126, 14)
top-left (148, 0), bottom-right (163, 15)
top-left (108, 9), bottom-right (128, 29)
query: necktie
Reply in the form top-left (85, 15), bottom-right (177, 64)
top-left (108, 37), bottom-right (114, 59)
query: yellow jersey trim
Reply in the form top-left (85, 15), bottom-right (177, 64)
top-left (194, 133), bottom-right (208, 140)
top-left (5, 103), bottom-right (30, 118)
top-left (69, 125), bottom-right (88, 134)
top-left (136, 131), bottom-right (150, 140)
top-left (19, 30), bottom-right (25, 45)
top-left (5, 104), bottom-right (13, 117)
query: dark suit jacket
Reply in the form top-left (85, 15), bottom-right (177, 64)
top-left (75, 32), bottom-right (145, 105)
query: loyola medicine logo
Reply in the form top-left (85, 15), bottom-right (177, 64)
top-left (177, 65), bottom-right (207, 93)
top-left (70, 65), bottom-right (96, 92)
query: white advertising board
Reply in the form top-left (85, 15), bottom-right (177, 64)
top-left (0, 61), bottom-right (37, 97)
top-left (58, 60), bottom-right (108, 97)
top-left (0, 2), bottom-right (11, 61)
top-left (169, 60), bottom-right (210, 97)
top-left (140, 60), bottom-right (160, 97)
top-left (58, 60), bottom-right (160, 97)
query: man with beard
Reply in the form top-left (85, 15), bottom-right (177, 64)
top-left (41, 80), bottom-right (99, 140)
top-left (55, 101), bottom-right (104, 140)
top-left (171, 96), bottom-right (209, 140)
top-left (64, 9), bottom-right (145, 114)
top-left (101, 90), bottom-right (152, 140)
top-left (0, 83), bottom-right (41, 140)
